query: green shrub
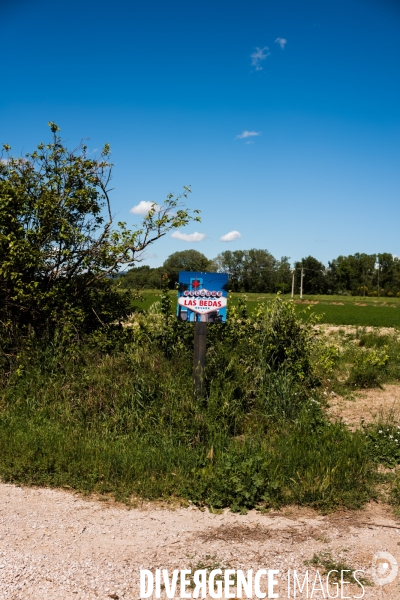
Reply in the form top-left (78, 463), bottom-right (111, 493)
top-left (347, 346), bottom-right (389, 388)
top-left (0, 125), bottom-right (199, 352)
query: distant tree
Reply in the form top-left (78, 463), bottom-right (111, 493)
top-left (213, 250), bottom-right (246, 291)
top-left (242, 249), bottom-right (277, 292)
top-left (328, 253), bottom-right (376, 295)
top-left (214, 249), bottom-right (286, 293)
top-left (295, 256), bottom-right (327, 295)
top-left (275, 256), bottom-right (292, 294)
top-left (162, 249), bottom-right (213, 286)
top-left (120, 265), bottom-right (162, 289)
top-left (374, 253), bottom-right (398, 294)
top-left (0, 123), bottom-right (200, 344)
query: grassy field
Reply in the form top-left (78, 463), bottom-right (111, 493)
top-left (130, 290), bottom-right (400, 328)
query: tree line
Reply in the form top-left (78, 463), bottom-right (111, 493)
top-left (119, 249), bottom-right (400, 296)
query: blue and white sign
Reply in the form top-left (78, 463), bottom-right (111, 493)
top-left (177, 271), bottom-right (229, 323)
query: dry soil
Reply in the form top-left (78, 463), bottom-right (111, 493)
top-left (1, 483), bottom-right (400, 599)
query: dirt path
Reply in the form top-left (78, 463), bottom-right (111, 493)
top-left (1, 483), bottom-right (400, 599)
top-left (328, 384), bottom-right (400, 428)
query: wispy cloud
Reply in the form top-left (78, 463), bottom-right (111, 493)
top-left (235, 130), bottom-right (261, 140)
top-left (275, 37), bottom-right (287, 49)
top-left (130, 200), bottom-right (161, 215)
top-left (250, 46), bottom-right (270, 70)
top-left (220, 230), bottom-right (242, 242)
top-left (171, 231), bottom-right (206, 242)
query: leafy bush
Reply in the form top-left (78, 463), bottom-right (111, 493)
top-left (347, 346), bottom-right (389, 388)
top-left (0, 124), bottom-right (199, 351)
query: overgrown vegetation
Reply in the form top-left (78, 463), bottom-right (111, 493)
top-left (1, 126), bottom-right (400, 514)
top-left (328, 329), bottom-right (400, 392)
top-left (0, 291), bottom-right (376, 512)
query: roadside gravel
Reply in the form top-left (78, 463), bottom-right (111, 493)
top-left (1, 482), bottom-right (399, 599)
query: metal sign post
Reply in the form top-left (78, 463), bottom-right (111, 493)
top-left (193, 321), bottom-right (207, 399)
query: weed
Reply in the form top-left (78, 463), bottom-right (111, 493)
top-left (188, 555), bottom-right (230, 588)
top-left (358, 333), bottom-right (392, 348)
top-left (364, 421), bottom-right (400, 467)
top-left (305, 551), bottom-right (371, 587)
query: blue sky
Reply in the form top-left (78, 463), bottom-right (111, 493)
top-left (1, 0), bottom-right (399, 268)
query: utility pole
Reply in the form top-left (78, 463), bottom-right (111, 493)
top-left (377, 256), bottom-right (380, 297)
top-left (300, 267), bottom-right (304, 299)
top-left (291, 270), bottom-right (295, 298)
top-left (378, 266), bottom-right (380, 297)
top-left (362, 267), bottom-right (365, 297)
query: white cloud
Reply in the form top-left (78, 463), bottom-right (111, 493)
top-left (275, 37), bottom-right (287, 49)
top-left (220, 230), bottom-right (242, 242)
top-left (250, 46), bottom-right (270, 70)
top-left (235, 130), bottom-right (261, 140)
top-left (130, 200), bottom-right (161, 215)
top-left (171, 231), bottom-right (206, 242)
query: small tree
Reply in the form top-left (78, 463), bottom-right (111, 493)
top-left (0, 123), bottom-right (200, 344)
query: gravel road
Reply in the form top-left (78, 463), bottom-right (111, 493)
top-left (1, 482), bottom-right (399, 599)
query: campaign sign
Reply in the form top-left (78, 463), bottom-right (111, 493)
top-left (177, 272), bottom-right (228, 323)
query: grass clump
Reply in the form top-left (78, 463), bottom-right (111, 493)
top-left (305, 551), bottom-right (371, 587)
top-left (327, 329), bottom-right (400, 393)
top-left (363, 422), bottom-right (400, 467)
top-left (390, 472), bottom-right (400, 512)
top-left (347, 346), bottom-right (390, 388)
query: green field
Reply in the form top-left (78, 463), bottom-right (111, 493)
top-left (130, 290), bottom-right (400, 328)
